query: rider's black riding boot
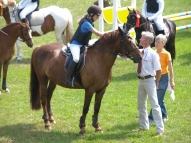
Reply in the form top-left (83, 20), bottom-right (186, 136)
top-left (158, 30), bottom-right (165, 35)
top-left (65, 61), bottom-right (77, 87)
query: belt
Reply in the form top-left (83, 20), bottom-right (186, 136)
top-left (138, 75), bottom-right (153, 80)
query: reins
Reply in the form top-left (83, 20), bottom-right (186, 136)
top-left (0, 29), bottom-right (8, 35)
top-left (0, 4), bottom-right (17, 16)
top-left (120, 34), bottom-right (137, 58)
top-left (89, 32), bottom-right (136, 57)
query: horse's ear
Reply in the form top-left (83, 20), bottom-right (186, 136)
top-left (127, 7), bottom-right (131, 12)
top-left (118, 26), bottom-right (126, 36)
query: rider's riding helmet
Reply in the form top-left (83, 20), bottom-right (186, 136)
top-left (87, 5), bottom-right (102, 16)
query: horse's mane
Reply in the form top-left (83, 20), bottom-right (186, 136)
top-left (89, 30), bottom-right (119, 48)
top-left (1, 22), bottom-right (21, 32)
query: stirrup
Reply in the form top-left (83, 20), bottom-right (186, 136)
top-left (65, 77), bottom-right (76, 87)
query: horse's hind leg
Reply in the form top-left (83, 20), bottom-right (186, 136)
top-left (92, 88), bottom-right (106, 132)
top-left (79, 89), bottom-right (94, 134)
top-left (47, 81), bottom-right (57, 124)
top-left (40, 79), bottom-right (52, 130)
top-left (54, 30), bottom-right (64, 44)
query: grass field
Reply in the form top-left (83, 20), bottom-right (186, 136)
top-left (0, 0), bottom-right (191, 143)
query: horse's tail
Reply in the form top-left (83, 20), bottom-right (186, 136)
top-left (30, 49), bottom-right (41, 110)
top-left (65, 8), bottom-right (74, 44)
top-left (165, 19), bottom-right (176, 62)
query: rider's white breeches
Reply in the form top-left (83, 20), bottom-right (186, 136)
top-left (147, 13), bottom-right (164, 31)
top-left (70, 44), bottom-right (82, 63)
top-left (19, 2), bottom-right (38, 19)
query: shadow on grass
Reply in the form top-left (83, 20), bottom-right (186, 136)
top-left (0, 123), bottom-right (74, 143)
top-left (10, 57), bottom-right (31, 65)
top-left (0, 122), bottom-right (141, 142)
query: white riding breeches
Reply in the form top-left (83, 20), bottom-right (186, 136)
top-left (147, 13), bottom-right (164, 31)
top-left (70, 44), bottom-right (82, 63)
top-left (19, 2), bottom-right (38, 19)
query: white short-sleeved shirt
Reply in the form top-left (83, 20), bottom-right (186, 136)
top-left (140, 47), bottom-right (161, 76)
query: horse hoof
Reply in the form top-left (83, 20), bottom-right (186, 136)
top-left (2, 88), bottom-right (10, 93)
top-left (95, 127), bottom-right (103, 133)
top-left (45, 126), bottom-right (51, 130)
top-left (16, 57), bottom-right (22, 61)
top-left (50, 120), bottom-right (56, 124)
top-left (79, 128), bottom-right (86, 135)
top-left (79, 131), bottom-right (86, 135)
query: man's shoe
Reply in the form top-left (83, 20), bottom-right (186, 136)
top-left (132, 128), bottom-right (148, 132)
top-left (155, 132), bottom-right (164, 137)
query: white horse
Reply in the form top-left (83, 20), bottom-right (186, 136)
top-left (1, 0), bottom-right (73, 60)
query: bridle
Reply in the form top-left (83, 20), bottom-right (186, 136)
top-left (19, 25), bottom-right (32, 42)
top-left (92, 32), bottom-right (138, 59)
top-left (0, 24), bottom-right (32, 43)
top-left (125, 11), bottom-right (151, 31)
top-left (0, 4), bottom-right (17, 16)
top-left (120, 33), bottom-right (137, 59)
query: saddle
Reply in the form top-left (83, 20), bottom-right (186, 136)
top-left (16, 8), bottom-right (44, 28)
top-left (147, 20), bottom-right (169, 37)
top-left (61, 44), bottom-right (87, 85)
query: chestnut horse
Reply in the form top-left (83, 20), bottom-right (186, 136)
top-left (0, 21), bottom-right (33, 94)
top-left (0, 0), bottom-right (73, 60)
top-left (124, 9), bottom-right (176, 62)
top-left (30, 27), bottom-right (142, 134)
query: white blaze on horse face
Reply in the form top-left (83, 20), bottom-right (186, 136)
top-left (29, 29), bottom-right (32, 39)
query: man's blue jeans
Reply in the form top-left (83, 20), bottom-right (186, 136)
top-left (148, 74), bottom-right (169, 120)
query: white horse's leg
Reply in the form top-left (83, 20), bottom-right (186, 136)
top-left (61, 34), bottom-right (67, 45)
top-left (54, 30), bottom-right (64, 44)
top-left (16, 40), bottom-right (22, 61)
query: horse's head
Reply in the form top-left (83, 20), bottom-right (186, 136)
top-left (20, 20), bottom-right (33, 47)
top-left (1, 0), bottom-right (16, 7)
top-left (123, 8), bottom-right (144, 32)
top-left (118, 27), bottom-right (142, 63)
top-left (123, 8), bottom-right (137, 31)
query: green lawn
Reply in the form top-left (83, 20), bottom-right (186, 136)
top-left (0, 0), bottom-right (191, 143)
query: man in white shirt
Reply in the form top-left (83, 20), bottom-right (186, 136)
top-left (133, 31), bottom-right (164, 136)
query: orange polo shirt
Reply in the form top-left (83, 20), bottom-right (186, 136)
top-left (157, 49), bottom-right (171, 75)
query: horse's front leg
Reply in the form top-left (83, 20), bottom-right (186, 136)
top-left (16, 40), bottom-right (22, 61)
top-left (79, 90), bottom-right (94, 134)
top-left (92, 88), bottom-right (106, 132)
